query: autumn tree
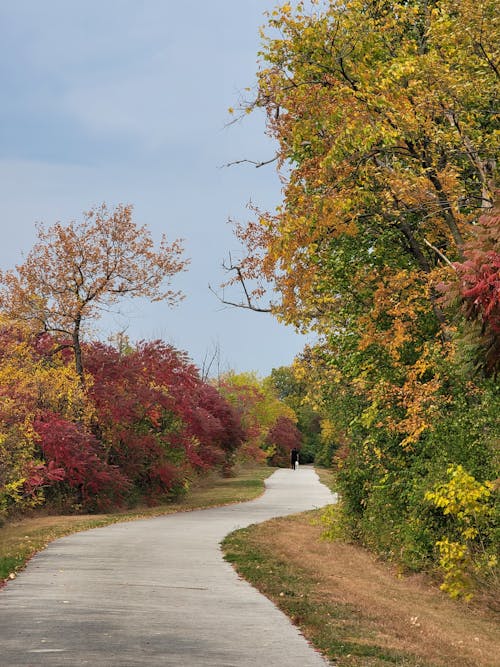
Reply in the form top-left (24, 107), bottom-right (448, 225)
top-left (227, 0), bottom-right (499, 596)
top-left (230, 0), bottom-right (498, 325)
top-left (85, 340), bottom-right (247, 497)
top-left (0, 318), bottom-right (91, 516)
top-left (229, 0), bottom-right (499, 452)
top-left (218, 371), bottom-right (297, 462)
top-left (0, 321), bottom-right (250, 515)
top-left (266, 366), bottom-right (321, 463)
top-left (0, 204), bottom-right (188, 382)
top-left (265, 415), bottom-right (302, 467)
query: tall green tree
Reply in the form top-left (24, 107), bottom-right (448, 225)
top-left (230, 0), bottom-right (499, 596)
top-left (266, 366), bottom-right (322, 463)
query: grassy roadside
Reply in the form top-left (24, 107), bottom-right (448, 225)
top-left (1, 465), bottom-right (274, 585)
top-left (222, 470), bottom-right (499, 667)
top-left (315, 466), bottom-right (337, 491)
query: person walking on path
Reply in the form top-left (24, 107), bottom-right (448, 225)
top-left (291, 447), bottom-right (299, 470)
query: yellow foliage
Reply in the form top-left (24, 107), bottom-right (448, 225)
top-left (319, 418), bottom-right (336, 445)
top-left (0, 319), bottom-right (93, 516)
top-left (425, 465), bottom-right (493, 520)
top-left (425, 466), bottom-right (496, 599)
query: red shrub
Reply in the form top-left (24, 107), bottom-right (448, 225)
top-left (23, 460), bottom-right (65, 497)
top-left (440, 204), bottom-right (500, 375)
top-left (188, 384), bottom-right (246, 467)
top-left (34, 412), bottom-right (130, 511)
top-left (265, 416), bottom-right (302, 467)
top-left (84, 340), bottom-right (246, 498)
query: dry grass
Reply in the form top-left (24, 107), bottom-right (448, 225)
top-left (223, 511), bottom-right (500, 667)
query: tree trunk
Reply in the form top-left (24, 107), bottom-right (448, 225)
top-left (73, 316), bottom-right (85, 386)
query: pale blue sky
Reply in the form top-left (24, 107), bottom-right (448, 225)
top-left (0, 1), bottom-right (311, 376)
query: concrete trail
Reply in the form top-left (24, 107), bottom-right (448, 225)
top-left (1, 466), bottom-right (336, 666)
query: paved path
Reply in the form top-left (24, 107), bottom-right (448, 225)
top-left (1, 466), bottom-right (336, 666)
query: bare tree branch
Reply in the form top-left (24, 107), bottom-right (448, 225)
top-left (220, 156), bottom-right (279, 169)
top-left (201, 340), bottom-right (221, 382)
top-left (423, 238), bottom-right (456, 269)
top-left (208, 283), bottom-right (272, 313)
top-left (209, 256), bottom-right (272, 313)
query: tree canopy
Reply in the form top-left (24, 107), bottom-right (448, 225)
top-left (229, 0), bottom-right (499, 599)
top-left (0, 203), bottom-right (188, 380)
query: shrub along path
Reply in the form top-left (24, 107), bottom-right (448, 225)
top-left (0, 466), bottom-right (335, 666)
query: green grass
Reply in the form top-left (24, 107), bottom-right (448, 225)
top-left (315, 466), bottom-right (337, 492)
top-left (1, 465), bottom-right (274, 584)
top-left (222, 517), bottom-right (433, 667)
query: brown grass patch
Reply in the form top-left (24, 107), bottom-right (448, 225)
top-left (234, 512), bottom-right (500, 667)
